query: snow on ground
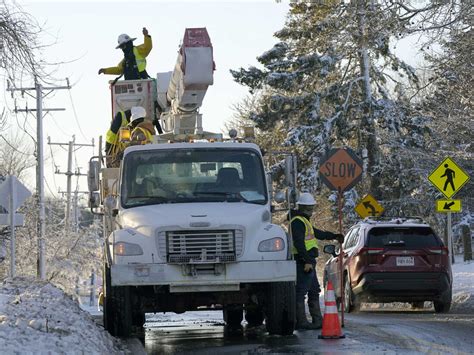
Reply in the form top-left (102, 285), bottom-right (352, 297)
top-left (451, 255), bottom-right (474, 312)
top-left (0, 277), bottom-right (126, 354)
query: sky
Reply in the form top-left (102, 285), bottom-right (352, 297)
top-left (2, 0), bottom-right (290, 198)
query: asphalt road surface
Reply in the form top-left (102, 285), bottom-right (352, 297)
top-left (144, 305), bottom-right (474, 354)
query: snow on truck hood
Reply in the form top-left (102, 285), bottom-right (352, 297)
top-left (119, 202), bottom-right (269, 232)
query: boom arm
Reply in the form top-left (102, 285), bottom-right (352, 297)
top-left (157, 28), bottom-right (215, 135)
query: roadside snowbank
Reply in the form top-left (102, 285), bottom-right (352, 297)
top-left (451, 256), bottom-right (474, 313)
top-left (0, 277), bottom-right (125, 354)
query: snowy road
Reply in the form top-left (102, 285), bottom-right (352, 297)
top-left (144, 307), bottom-right (474, 354)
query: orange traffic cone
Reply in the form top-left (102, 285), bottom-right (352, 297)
top-left (318, 280), bottom-right (345, 339)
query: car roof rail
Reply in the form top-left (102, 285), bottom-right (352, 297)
top-left (362, 216), bottom-right (427, 224)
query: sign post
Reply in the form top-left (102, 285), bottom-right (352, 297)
top-left (319, 148), bottom-right (363, 327)
top-left (0, 176), bottom-right (32, 277)
top-left (428, 157), bottom-right (470, 264)
top-left (9, 177), bottom-right (16, 277)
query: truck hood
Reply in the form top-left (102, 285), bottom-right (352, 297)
top-left (119, 202), bottom-right (269, 233)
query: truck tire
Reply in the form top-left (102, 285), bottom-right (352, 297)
top-left (434, 289), bottom-right (452, 313)
top-left (103, 264), bottom-right (133, 337)
top-left (245, 306), bottom-right (264, 327)
top-left (264, 282), bottom-right (295, 335)
top-left (223, 305), bottom-right (243, 327)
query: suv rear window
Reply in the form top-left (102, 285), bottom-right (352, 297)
top-left (367, 227), bottom-right (442, 248)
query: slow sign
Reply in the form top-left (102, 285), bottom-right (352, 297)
top-left (319, 148), bottom-right (363, 192)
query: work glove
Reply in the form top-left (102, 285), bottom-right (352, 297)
top-left (98, 68), bottom-right (105, 75)
top-left (304, 263), bottom-right (314, 273)
top-left (335, 233), bottom-right (344, 244)
top-left (143, 27), bottom-right (149, 36)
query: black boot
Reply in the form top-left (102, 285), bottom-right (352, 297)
top-left (296, 302), bottom-right (319, 330)
top-left (308, 298), bottom-right (323, 329)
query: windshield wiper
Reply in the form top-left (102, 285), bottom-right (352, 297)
top-left (193, 191), bottom-right (243, 201)
top-left (126, 195), bottom-right (169, 206)
top-left (194, 191), bottom-right (266, 204)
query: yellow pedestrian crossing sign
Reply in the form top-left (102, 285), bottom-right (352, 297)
top-left (436, 199), bottom-right (462, 213)
top-left (428, 157), bottom-right (470, 199)
top-left (355, 194), bottom-right (384, 218)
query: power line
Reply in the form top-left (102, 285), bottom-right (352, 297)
top-left (0, 135), bottom-right (31, 155)
top-left (67, 88), bottom-right (88, 141)
top-left (44, 176), bottom-right (59, 199)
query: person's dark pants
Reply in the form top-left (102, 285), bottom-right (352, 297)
top-left (296, 262), bottom-right (321, 305)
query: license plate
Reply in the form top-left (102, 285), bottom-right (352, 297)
top-left (396, 256), bottom-right (414, 266)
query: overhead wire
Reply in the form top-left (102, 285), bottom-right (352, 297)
top-left (44, 176), bottom-right (59, 200)
top-left (0, 135), bottom-right (31, 155)
top-left (45, 111), bottom-right (73, 137)
top-left (48, 143), bottom-right (59, 192)
top-left (67, 88), bottom-right (88, 141)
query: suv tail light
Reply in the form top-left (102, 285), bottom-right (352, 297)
top-left (357, 247), bottom-right (384, 264)
top-left (427, 247), bottom-right (449, 255)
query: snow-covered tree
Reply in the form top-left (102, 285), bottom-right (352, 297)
top-left (0, 0), bottom-right (47, 81)
top-left (422, 23), bottom-right (473, 226)
top-left (1, 195), bottom-right (102, 294)
top-left (231, 1), bottom-right (430, 217)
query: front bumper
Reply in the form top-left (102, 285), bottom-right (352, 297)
top-left (353, 272), bottom-right (451, 301)
top-left (111, 260), bottom-right (296, 291)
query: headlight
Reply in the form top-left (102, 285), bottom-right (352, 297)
top-left (114, 242), bottom-right (143, 256)
top-left (258, 237), bottom-right (285, 252)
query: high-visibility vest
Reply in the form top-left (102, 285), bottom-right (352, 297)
top-left (106, 111), bottom-right (128, 145)
top-left (133, 47), bottom-right (146, 73)
top-left (291, 215), bottom-right (318, 254)
top-left (131, 126), bottom-right (153, 144)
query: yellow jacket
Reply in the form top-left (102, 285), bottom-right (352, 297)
top-left (103, 35), bottom-right (152, 75)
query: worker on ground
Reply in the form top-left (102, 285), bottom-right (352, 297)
top-left (98, 27), bottom-right (152, 80)
top-left (105, 109), bottom-right (131, 167)
top-left (290, 192), bottom-right (344, 330)
top-left (129, 106), bottom-right (155, 145)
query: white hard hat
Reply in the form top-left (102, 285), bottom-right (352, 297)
top-left (297, 192), bottom-right (316, 206)
top-left (130, 106), bottom-right (146, 122)
top-left (116, 33), bottom-right (136, 49)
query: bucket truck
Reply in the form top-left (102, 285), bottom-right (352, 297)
top-left (88, 28), bottom-right (297, 337)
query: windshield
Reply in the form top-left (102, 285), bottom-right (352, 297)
top-left (121, 148), bottom-right (267, 208)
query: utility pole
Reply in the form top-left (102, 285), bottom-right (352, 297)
top-left (50, 136), bottom-right (93, 233)
top-left (7, 78), bottom-right (70, 280)
top-left (58, 190), bottom-right (89, 233)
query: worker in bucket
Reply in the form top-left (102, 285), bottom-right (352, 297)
top-left (289, 192), bottom-right (344, 330)
top-left (129, 106), bottom-right (155, 145)
top-left (98, 27), bottom-right (152, 80)
top-left (105, 109), bottom-right (132, 167)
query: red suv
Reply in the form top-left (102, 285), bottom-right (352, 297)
top-left (323, 217), bottom-right (452, 313)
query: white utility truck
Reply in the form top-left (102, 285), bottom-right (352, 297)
top-left (88, 28), bottom-right (297, 337)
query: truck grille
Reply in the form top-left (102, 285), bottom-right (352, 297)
top-left (158, 229), bottom-right (243, 263)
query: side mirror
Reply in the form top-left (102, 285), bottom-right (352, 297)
top-left (89, 192), bottom-right (100, 209)
top-left (88, 160), bottom-right (100, 192)
top-left (323, 244), bottom-right (337, 257)
top-left (274, 190), bottom-right (285, 204)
